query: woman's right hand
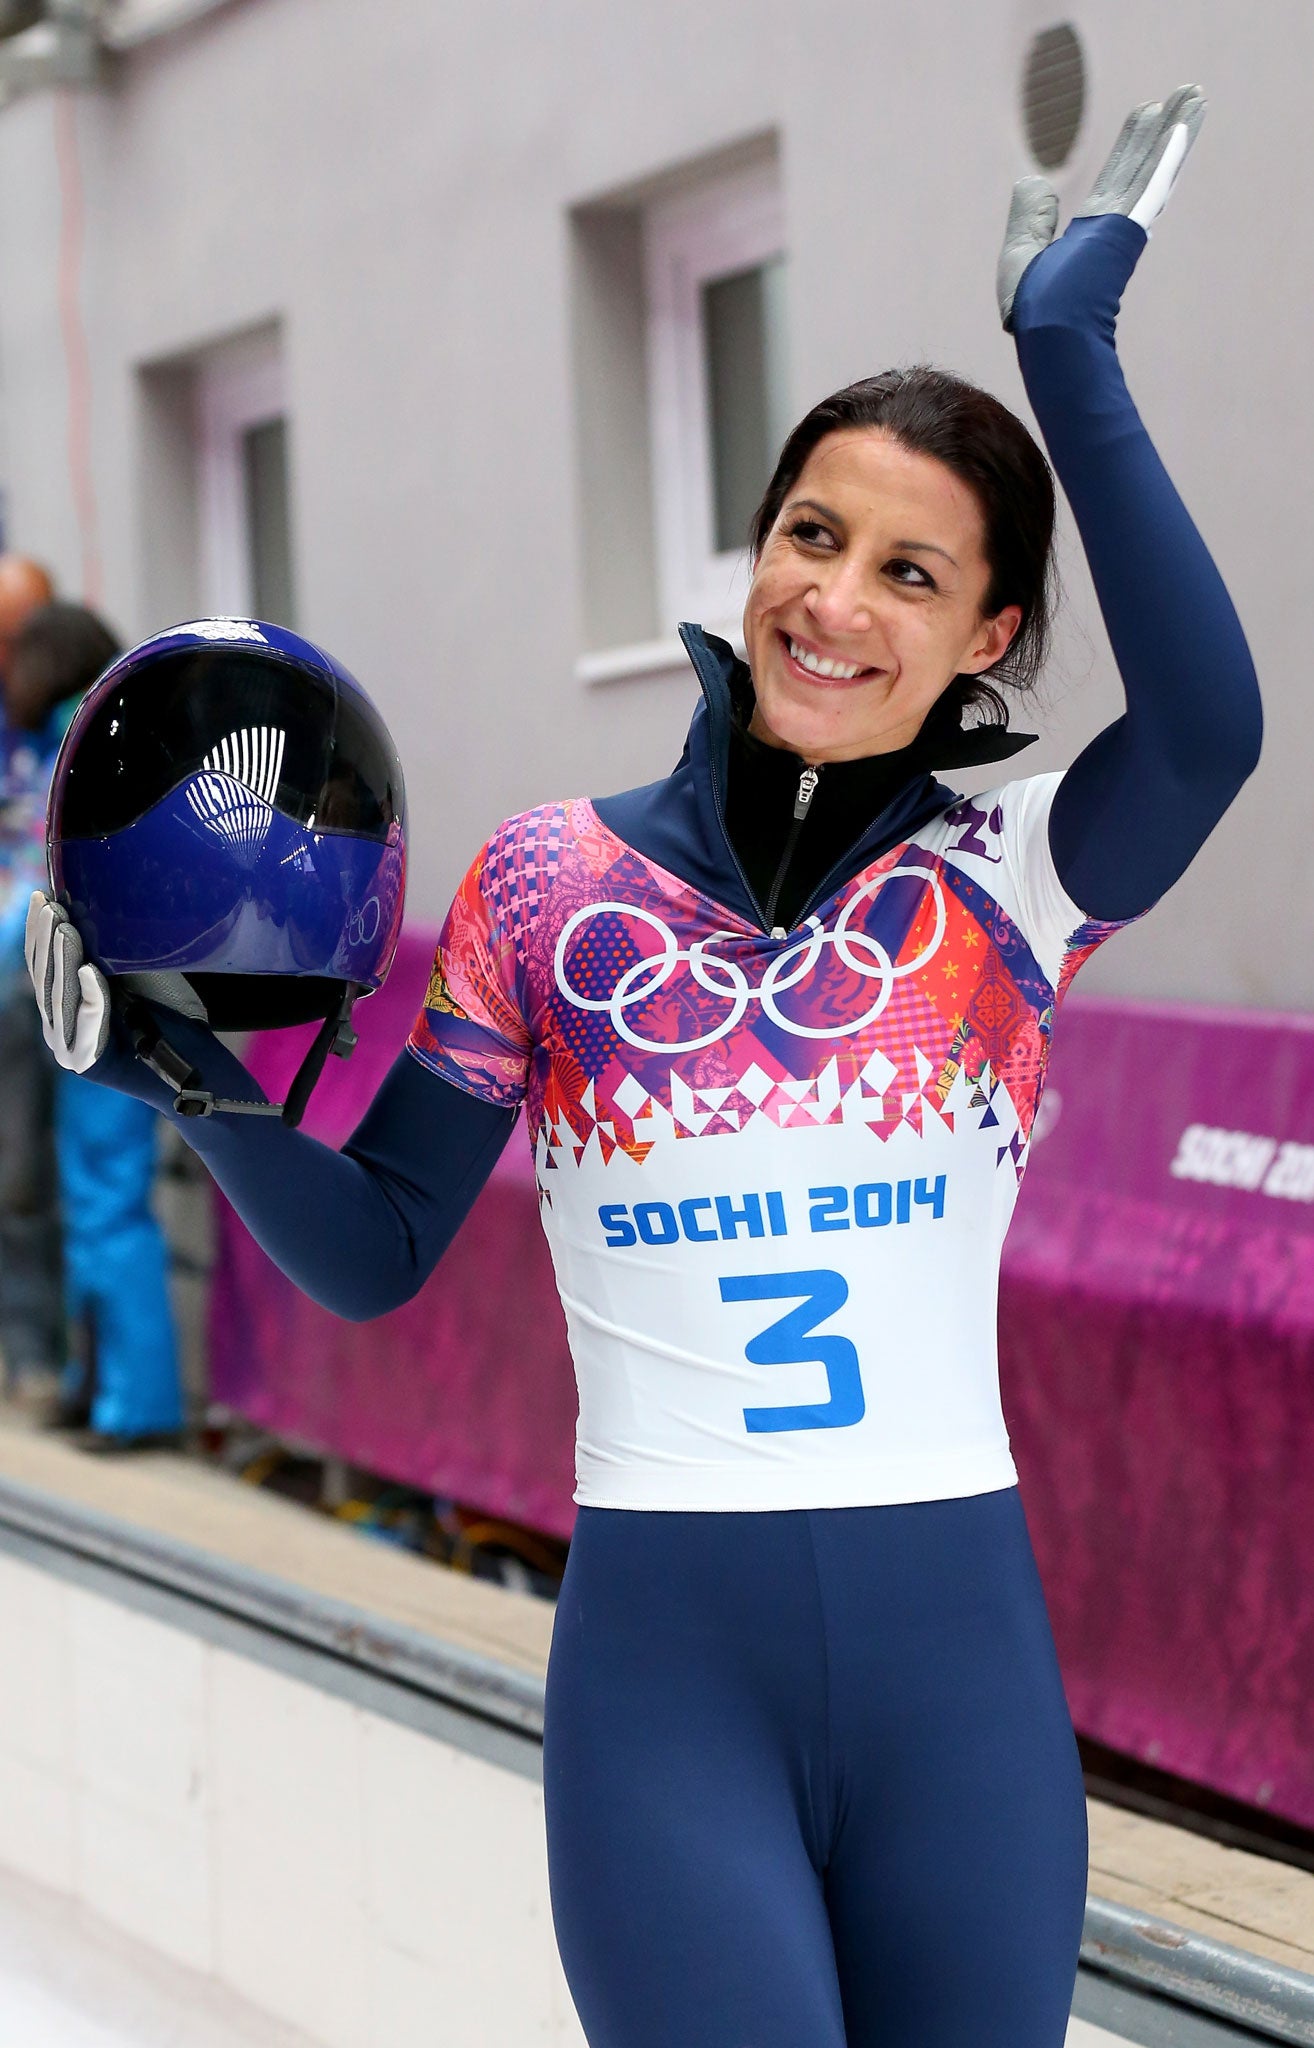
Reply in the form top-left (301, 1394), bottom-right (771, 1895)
top-left (26, 890), bottom-right (112, 1073)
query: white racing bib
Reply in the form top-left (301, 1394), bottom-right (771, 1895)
top-left (410, 777), bottom-right (1131, 1511)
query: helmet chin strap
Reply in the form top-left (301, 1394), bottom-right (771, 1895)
top-left (121, 984), bottom-right (363, 1129)
top-left (280, 984), bottom-right (362, 1127)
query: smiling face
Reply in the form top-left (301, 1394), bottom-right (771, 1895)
top-left (742, 429), bottom-right (1022, 762)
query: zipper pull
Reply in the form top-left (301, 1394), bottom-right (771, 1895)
top-left (793, 765), bottom-right (820, 821)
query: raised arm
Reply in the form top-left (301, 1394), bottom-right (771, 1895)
top-left (998, 88), bottom-right (1262, 922)
top-left (27, 895), bottom-right (516, 1322)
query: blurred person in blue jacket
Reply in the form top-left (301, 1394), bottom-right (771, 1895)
top-left (5, 601), bottom-right (184, 1448)
top-left (0, 556), bottom-right (63, 1415)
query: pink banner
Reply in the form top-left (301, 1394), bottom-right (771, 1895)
top-left (1000, 997), bottom-right (1314, 1829)
top-left (210, 967), bottom-right (1314, 1827)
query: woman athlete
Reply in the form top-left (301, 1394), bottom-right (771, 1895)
top-left (30, 87), bottom-right (1260, 2047)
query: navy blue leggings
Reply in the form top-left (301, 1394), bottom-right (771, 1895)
top-left (544, 1489), bottom-right (1087, 2047)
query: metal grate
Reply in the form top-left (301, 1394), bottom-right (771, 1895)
top-left (1022, 23), bottom-right (1086, 171)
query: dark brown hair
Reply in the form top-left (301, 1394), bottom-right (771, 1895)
top-left (750, 366), bottom-right (1056, 727)
top-left (6, 601), bottom-right (120, 732)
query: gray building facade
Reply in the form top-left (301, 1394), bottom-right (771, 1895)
top-left (0, 0), bottom-right (1301, 1007)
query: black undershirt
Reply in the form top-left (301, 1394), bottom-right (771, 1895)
top-left (724, 703), bottom-right (945, 933)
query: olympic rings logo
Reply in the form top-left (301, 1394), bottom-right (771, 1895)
top-left (347, 896), bottom-right (382, 949)
top-left (553, 864), bottom-right (945, 1053)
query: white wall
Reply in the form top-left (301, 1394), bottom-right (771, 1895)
top-left (0, 1550), bottom-right (585, 2048)
top-left (0, 0), bottom-right (1304, 1007)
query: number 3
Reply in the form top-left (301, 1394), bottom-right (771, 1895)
top-left (718, 1269), bottom-right (866, 1434)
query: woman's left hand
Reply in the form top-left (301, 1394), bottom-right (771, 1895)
top-left (997, 84), bottom-right (1207, 330)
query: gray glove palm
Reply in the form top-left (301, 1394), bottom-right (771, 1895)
top-left (997, 83), bottom-right (1206, 330)
top-left (26, 889), bottom-right (111, 1073)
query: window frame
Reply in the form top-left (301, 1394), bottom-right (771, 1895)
top-left (643, 160), bottom-right (786, 637)
top-left (196, 337), bottom-right (288, 619)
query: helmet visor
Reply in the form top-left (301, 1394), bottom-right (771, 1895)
top-left (55, 647), bottom-right (403, 842)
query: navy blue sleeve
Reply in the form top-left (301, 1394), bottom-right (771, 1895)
top-left (90, 1011), bottom-right (517, 1321)
top-left (1011, 213), bottom-right (1262, 922)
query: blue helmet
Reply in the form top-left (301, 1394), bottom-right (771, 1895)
top-left (48, 618), bottom-right (407, 1119)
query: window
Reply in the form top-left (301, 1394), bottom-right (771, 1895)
top-left (569, 143), bottom-right (786, 683)
top-left (197, 329), bottom-right (298, 628)
top-left (644, 160), bottom-right (789, 637)
top-left (241, 416), bottom-right (296, 625)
